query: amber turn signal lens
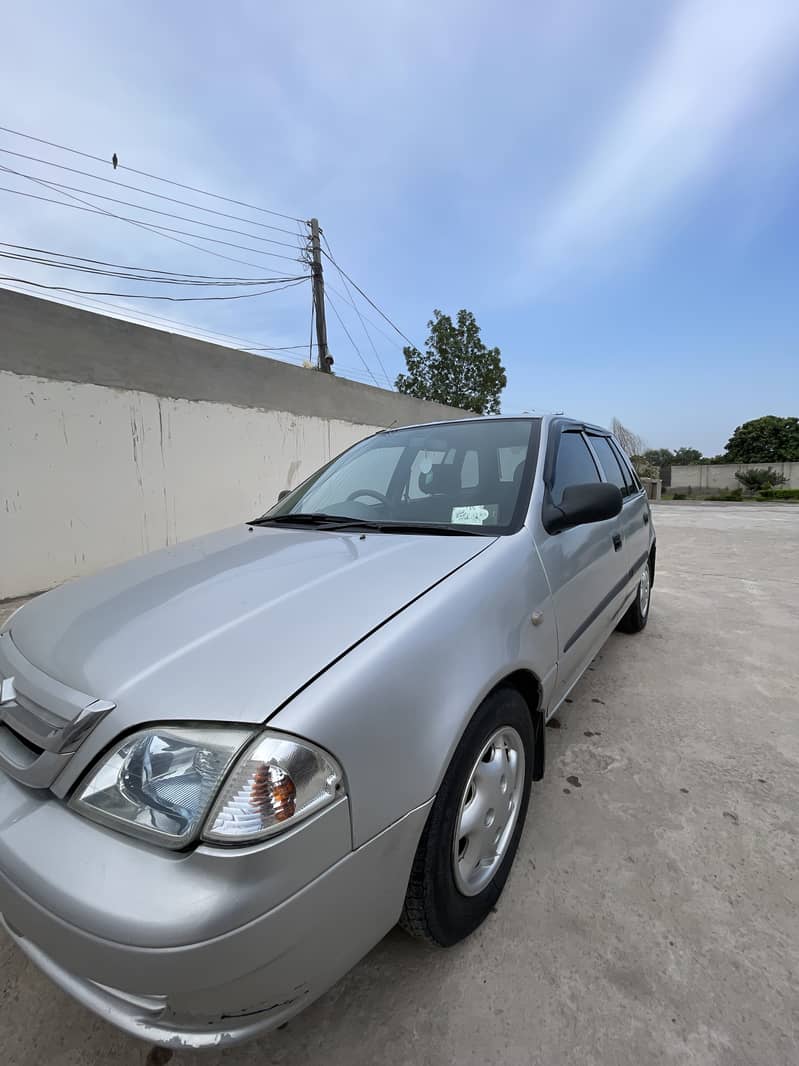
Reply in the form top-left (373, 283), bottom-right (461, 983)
top-left (251, 764), bottom-right (297, 822)
top-left (204, 732), bottom-right (342, 844)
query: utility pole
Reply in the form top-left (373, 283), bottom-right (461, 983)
top-left (309, 218), bottom-right (332, 372)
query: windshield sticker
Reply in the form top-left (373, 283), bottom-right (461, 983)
top-left (451, 504), bottom-right (497, 525)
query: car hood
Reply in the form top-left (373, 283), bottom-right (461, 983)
top-left (10, 525), bottom-right (494, 724)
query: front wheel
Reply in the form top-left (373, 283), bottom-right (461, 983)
top-left (399, 688), bottom-right (534, 946)
top-left (617, 558), bottom-right (652, 633)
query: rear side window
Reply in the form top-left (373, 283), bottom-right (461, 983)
top-left (550, 432), bottom-right (600, 506)
top-left (610, 439), bottom-right (642, 492)
top-left (588, 435), bottom-right (630, 497)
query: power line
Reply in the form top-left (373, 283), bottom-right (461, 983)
top-left (0, 275), bottom-right (308, 302)
top-left (0, 125), bottom-right (304, 223)
top-left (0, 175), bottom-right (302, 266)
top-left (0, 146), bottom-right (301, 236)
top-left (0, 162), bottom-right (300, 250)
top-left (323, 279), bottom-right (404, 350)
top-left (320, 248), bottom-right (419, 349)
top-left (0, 185), bottom-right (285, 274)
top-left (240, 344), bottom-right (317, 352)
top-left (325, 290), bottom-right (381, 387)
top-left (0, 242), bottom-right (287, 282)
top-left (0, 248), bottom-right (304, 287)
top-left (322, 233), bottom-right (391, 384)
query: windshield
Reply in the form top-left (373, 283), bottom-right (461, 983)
top-left (263, 418), bottom-right (541, 535)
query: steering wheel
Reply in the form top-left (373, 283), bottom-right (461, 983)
top-left (345, 489), bottom-right (388, 505)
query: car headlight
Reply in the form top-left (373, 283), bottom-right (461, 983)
top-left (71, 726), bottom-right (343, 849)
top-left (71, 726), bottom-right (253, 848)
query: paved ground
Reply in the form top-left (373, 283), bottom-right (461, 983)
top-left (2, 503), bottom-right (797, 1066)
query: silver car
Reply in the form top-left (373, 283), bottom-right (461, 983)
top-left (0, 415), bottom-right (655, 1048)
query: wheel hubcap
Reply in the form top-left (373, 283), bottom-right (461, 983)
top-left (452, 727), bottom-right (526, 897)
top-left (639, 564), bottom-right (651, 616)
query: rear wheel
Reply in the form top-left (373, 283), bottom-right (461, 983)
top-left (617, 559), bottom-right (651, 633)
top-left (399, 688), bottom-right (534, 946)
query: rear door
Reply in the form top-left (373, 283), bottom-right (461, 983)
top-left (537, 427), bottom-right (629, 704)
top-left (585, 433), bottom-right (651, 601)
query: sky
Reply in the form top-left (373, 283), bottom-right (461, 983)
top-left (2, 0), bottom-right (798, 455)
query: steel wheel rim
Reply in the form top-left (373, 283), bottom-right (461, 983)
top-left (639, 564), bottom-right (651, 616)
top-left (452, 726), bottom-right (526, 897)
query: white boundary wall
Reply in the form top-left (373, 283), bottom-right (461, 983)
top-left (2, 372), bottom-right (379, 597)
top-left (671, 462), bottom-right (799, 491)
top-left (1, 290), bottom-right (467, 597)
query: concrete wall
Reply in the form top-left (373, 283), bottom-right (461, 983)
top-left (671, 462), bottom-right (799, 491)
top-left (1, 289), bottom-right (468, 598)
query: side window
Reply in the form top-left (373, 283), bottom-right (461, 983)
top-left (550, 432), bottom-right (600, 507)
top-left (610, 439), bottom-right (642, 492)
top-left (588, 435), bottom-right (629, 497)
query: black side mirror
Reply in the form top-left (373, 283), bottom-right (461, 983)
top-left (546, 483), bottom-right (622, 533)
top-left (277, 489), bottom-right (290, 502)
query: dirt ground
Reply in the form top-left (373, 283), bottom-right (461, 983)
top-left (2, 502), bottom-right (797, 1066)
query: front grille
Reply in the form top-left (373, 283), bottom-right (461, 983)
top-left (0, 721), bottom-right (42, 765)
top-left (0, 633), bottom-right (114, 789)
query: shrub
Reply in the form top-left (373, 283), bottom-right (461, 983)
top-left (714, 489), bottom-right (743, 501)
top-left (758, 488), bottom-right (799, 500)
top-left (735, 467), bottom-right (789, 493)
top-left (672, 493), bottom-right (686, 500)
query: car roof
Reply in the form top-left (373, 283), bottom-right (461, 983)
top-left (379, 413), bottom-right (613, 436)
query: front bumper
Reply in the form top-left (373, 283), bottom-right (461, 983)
top-left (0, 794), bottom-right (432, 1048)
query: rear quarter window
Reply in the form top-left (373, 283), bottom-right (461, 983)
top-left (609, 438), bottom-right (643, 494)
top-left (588, 435), bottom-right (630, 497)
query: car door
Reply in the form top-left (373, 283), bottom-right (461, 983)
top-left (536, 427), bottom-right (629, 705)
top-left (585, 433), bottom-right (651, 600)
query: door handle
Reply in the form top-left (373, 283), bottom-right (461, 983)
top-left (612, 533), bottom-right (622, 551)
top-left (643, 512), bottom-right (650, 525)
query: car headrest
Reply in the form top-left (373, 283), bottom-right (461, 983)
top-left (418, 463), bottom-right (460, 495)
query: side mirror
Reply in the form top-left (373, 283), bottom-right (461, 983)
top-left (277, 489), bottom-right (291, 502)
top-left (547, 483), bottom-right (622, 533)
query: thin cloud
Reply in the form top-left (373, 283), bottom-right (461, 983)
top-left (529, 0), bottom-right (799, 278)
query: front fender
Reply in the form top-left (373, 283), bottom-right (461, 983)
top-left (268, 534), bottom-right (556, 847)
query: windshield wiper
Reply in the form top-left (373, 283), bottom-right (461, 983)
top-left (360, 521), bottom-right (486, 536)
top-left (249, 513), bottom-right (356, 527)
top-left (248, 514), bottom-right (486, 536)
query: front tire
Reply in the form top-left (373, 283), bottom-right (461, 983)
top-left (617, 558), bottom-right (652, 633)
top-left (399, 688), bottom-right (534, 947)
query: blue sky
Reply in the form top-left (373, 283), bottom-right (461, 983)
top-left (2, 0), bottom-right (798, 454)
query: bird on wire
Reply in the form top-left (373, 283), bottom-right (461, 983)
top-left (112, 153), bottom-right (118, 170)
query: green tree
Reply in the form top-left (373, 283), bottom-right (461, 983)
top-left (395, 309), bottom-right (506, 414)
top-left (725, 416), bottom-right (799, 463)
top-left (643, 446), bottom-right (703, 468)
top-left (735, 467), bottom-right (789, 494)
top-left (673, 446), bottom-right (703, 464)
top-left (643, 448), bottom-right (676, 469)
